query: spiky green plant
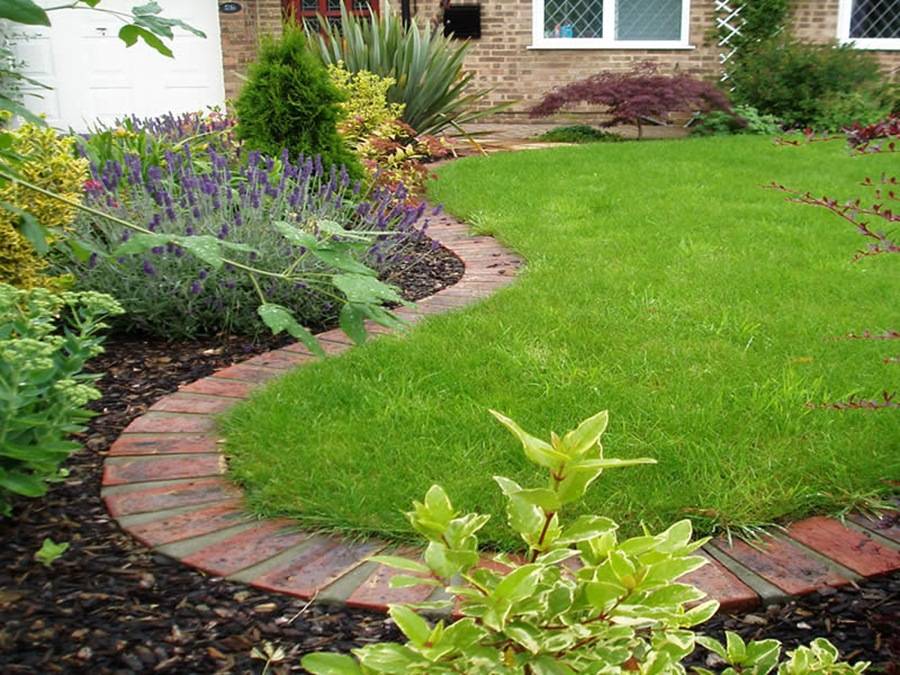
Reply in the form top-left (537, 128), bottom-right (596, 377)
top-left (304, 1), bottom-right (509, 136)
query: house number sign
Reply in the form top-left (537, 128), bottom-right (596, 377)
top-left (219, 2), bottom-right (242, 13)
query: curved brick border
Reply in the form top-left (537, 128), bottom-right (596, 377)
top-left (101, 211), bottom-right (900, 614)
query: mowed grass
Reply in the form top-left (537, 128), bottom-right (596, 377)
top-left (223, 136), bottom-right (899, 548)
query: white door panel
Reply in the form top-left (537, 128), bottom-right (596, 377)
top-left (11, 0), bottom-right (225, 131)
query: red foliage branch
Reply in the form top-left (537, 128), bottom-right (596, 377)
top-left (846, 114), bottom-right (900, 153)
top-left (528, 63), bottom-right (731, 139)
top-left (768, 181), bottom-right (899, 261)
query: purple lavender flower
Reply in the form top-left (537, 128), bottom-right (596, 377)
top-left (190, 280), bottom-right (203, 295)
top-left (142, 259), bottom-right (157, 276)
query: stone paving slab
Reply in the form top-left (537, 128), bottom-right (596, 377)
top-left (101, 209), bottom-right (899, 617)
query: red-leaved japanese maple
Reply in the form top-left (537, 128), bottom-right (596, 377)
top-left (529, 63), bottom-right (731, 139)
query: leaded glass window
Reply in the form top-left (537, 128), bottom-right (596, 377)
top-left (849, 0), bottom-right (900, 39)
top-left (544, 0), bottom-right (604, 39)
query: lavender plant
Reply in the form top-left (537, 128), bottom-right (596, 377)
top-left (62, 146), bottom-right (431, 344)
top-left (75, 110), bottom-right (237, 183)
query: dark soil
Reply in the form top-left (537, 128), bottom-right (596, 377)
top-left (1, 238), bottom-right (898, 673)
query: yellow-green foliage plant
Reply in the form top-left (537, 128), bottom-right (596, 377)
top-left (0, 123), bottom-right (88, 287)
top-left (328, 63), bottom-right (451, 202)
top-left (302, 409), bottom-right (870, 674)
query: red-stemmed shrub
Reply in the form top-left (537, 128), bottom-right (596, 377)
top-left (529, 63), bottom-right (731, 139)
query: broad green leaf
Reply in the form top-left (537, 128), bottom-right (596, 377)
top-left (437, 618), bottom-right (486, 650)
top-left (745, 639), bottom-right (781, 673)
top-left (643, 555), bottom-right (707, 586)
top-left (492, 475), bottom-right (523, 496)
top-left (311, 247), bottom-right (374, 274)
top-left (506, 621), bottom-right (541, 654)
top-left (726, 630), bottom-right (748, 663)
top-left (697, 635), bottom-right (729, 660)
top-left (493, 564), bottom-right (542, 602)
top-left (0, 0), bottom-right (50, 26)
top-left (489, 410), bottom-right (567, 469)
top-left (332, 273), bottom-right (403, 304)
top-left (132, 1), bottom-right (163, 15)
top-left (257, 303), bottom-right (324, 357)
top-left (388, 605), bottom-right (431, 646)
top-left (368, 555), bottom-right (430, 574)
top-left (561, 409), bottom-right (609, 456)
top-left (355, 643), bottom-right (422, 672)
top-left (608, 550), bottom-right (638, 587)
top-left (118, 24), bottom-right (173, 57)
top-left (556, 514), bottom-right (618, 545)
top-left (586, 580), bottom-right (627, 611)
top-left (530, 654), bottom-right (577, 674)
top-left (9, 208), bottom-right (48, 254)
top-left (0, 468), bottom-right (47, 497)
top-left (642, 583), bottom-right (706, 608)
top-left (274, 220), bottom-right (318, 248)
top-left (339, 303), bottom-right (367, 345)
top-left (113, 232), bottom-right (172, 256)
top-left (0, 92), bottom-right (45, 124)
top-left (388, 574), bottom-right (441, 589)
top-left (514, 488), bottom-right (561, 512)
top-left (505, 494), bottom-right (544, 542)
top-left (301, 652), bottom-right (364, 674)
top-left (177, 235), bottom-right (227, 269)
top-left (34, 537), bottom-right (69, 567)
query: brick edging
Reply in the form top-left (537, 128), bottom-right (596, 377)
top-left (101, 210), bottom-right (900, 614)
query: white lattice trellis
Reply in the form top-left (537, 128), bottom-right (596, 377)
top-left (715, 0), bottom-right (743, 82)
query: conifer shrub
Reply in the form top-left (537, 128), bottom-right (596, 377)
top-left (234, 24), bottom-right (361, 178)
top-left (729, 38), bottom-right (885, 130)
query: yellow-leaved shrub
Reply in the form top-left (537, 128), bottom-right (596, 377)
top-left (0, 123), bottom-right (89, 288)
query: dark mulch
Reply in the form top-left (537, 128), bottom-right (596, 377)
top-left (0, 238), bottom-right (897, 673)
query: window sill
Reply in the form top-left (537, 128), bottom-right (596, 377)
top-left (838, 37), bottom-right (900, 50)
top-left (527, 41), bottom-right (695, 50)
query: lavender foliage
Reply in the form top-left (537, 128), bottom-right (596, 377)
top-left (67, 146), bottom-right (428, 339)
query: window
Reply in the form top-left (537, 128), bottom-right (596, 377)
top-left (283, 0), bottom-right (379, 32)
top-left (838, 0), bottom-right (900, 50)
top-left (532, 0), bottom-right (691, 49)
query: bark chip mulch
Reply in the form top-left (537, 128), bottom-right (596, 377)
top-left (1, 237), bottom-right (897, 673)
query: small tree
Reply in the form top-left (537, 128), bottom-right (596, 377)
top-left (529, 64), bottom-right (731, 139)
top-left (234, 23), bottom-right (362, 177)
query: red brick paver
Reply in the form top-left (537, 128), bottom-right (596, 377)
top-left (786, 516), bottom-right (900, 577)
top-left (104, 477), bottom-right (240, 516)
top-left (126, 500), bottom-right (250, 547)
top-left (109, 434), bottom-right (219, 456)
top-left (181, 520), bottom-right (308, 577)
top-left (103, 454), bottom-right (224, 485)
top-left (712, 537), bottom-right (849, 596)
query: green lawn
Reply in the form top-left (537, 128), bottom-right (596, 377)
top-left (223, 136), bottom-right (899, 548)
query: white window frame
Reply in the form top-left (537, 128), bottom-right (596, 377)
top-left (837, 0), bottom-right (900, 50)
top-left (530, 0), bottom-right (693, 50)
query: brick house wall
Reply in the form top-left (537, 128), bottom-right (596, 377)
top-left (219, 0), bottom-right (283, 101)
top-left (220, 1), bottom-right (898, 114)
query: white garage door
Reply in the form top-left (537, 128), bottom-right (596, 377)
top-left (13, 0), bottom-right (225, 132)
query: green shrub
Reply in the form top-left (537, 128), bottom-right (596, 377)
top-left (302, 409), bottom-right (870, 674)
top-left (812, 89), bottom-right (896, 133)
top-left (730, 38), bottom-right (883, 129)
top-left (306, 2), bottom-right (506, 136)
top-left (234, 23), bottom-right (361, 177)
top-left (536, 124), bottom-right (626, 143)
top-left (690, 105), bottom-right (781, 137)
top-left (0, 283), bottom-right (122, 516)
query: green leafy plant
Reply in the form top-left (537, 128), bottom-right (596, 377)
top-left (302, 409), bottom-right (868, 673)
top-left (305, 1), bottom-right (506, 137)
top-left (0, 283), bottom-right (123, 516)
top-left (0, 123), bottom-right (88, 288)
top-left (690, 105), bottom-right (781, 137)
top-left (535, 124), bottom-right (627, 144)
top-left (34, 537), bottom-right (69, 566)
top-left (234, 22), bottom-right (361, 178)
top-left (328, 63), bottom-right (452, 201)
top-left (729, 38), bottom-right (884, 129)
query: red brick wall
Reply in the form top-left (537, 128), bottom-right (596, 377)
top-left (219, 0), bottom-right (283, 101)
